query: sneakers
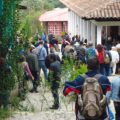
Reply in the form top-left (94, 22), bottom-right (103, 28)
top-left (49, 105), bottom-right (59, 110)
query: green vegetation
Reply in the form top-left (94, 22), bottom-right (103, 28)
top-left (18, 0), bottom-right (64, 41)
top-left (0, 0), bottom-right (22, 105)
top-left (0, 0), bottom-right (73, 119)
top-left (21, 0), bottom-right (64, 11)
top-left (61, 59), bottom-right (88, 82)
top-left (0, 0), bottom-right (64, 118)
top-left (0, 109), bottom-right (13, 120)
top-left (61, 59), bottom-right (87, 103)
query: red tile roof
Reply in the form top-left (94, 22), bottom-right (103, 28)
top-left (59, 0), bottom-right (120, 20)
top-left (39, 8), bottom-right (68, 22)
top-left (85, 1), bottom-right (120, 20)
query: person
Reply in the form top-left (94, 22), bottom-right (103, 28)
top-left (110, 46), bottom-right (119, 75)
top-left (63, 58), bottom-right (111, 120)
top-left (18, 56), bottom-right (34, 99)
top-left (61, 37), bottom-right (70, 55)
top-left (104, 46), bottom-right (112, 76)
top-left (116, 43), bottom-right (120, 74)
top-left (26, 46), bottom-right (39, 93)
top-left (48, 31), bottom-right (53, 46)
top-left (19, 56), bottom-right (34, 80)
top-left (75, 41), bottom-right (87, 64)
top-left (35, 41), bottom-right (48, 80)
top-left (47, 54), bottom-right (61, 109)
top-left (108, 76), bottom-right (120, 120)
top-left (96, 44), bottom-right (105, 75)
top-left (86, 42), bottom-right (97, 61)
top-left (44, 41), bottom-right (49, 55)
top-left (41, 32), bottom-right (46, 42)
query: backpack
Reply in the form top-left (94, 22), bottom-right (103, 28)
top-left (104, 52), bottom-right (110, 64)
top-left (76, 47), bottom-right (86, 63)
top-left (87, 48), bottom-right (97, 59)
top-left (78, 74), bottom-right (107, 120)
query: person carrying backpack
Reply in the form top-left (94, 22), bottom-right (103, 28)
top-left (63, 58), bottom-right (111, 120)
top-left (103, 46), bottom-right (112, 76)
top-left (86, 43), bottom-right (97, 61)
top-left (75, 41), bottom-right (87, 64)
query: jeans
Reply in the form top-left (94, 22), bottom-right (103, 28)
top-left (104, 64), bottom-right (110, 76)
top-left (38, 60), bottom-right (48, 80)
top-left (99, 63), bottom-right (105, 75)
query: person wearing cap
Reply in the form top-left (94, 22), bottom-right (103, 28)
top-left (26, 45), bottom-right (39, 93)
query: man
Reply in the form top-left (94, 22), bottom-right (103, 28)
top-left (47, 54), bottom-right (61, 109)
top-left (75, 41), bottom-right (87, 64)
top-left (41, 32), bottom-right (46, 42)
top-left (35, 41), bottom-right (48, 80)
top-left (63, 58), bottom-right (111, 120)
top-left (26, 46), bottom-right (39, 93)
top-left (86, 43), bottom-right (97, 61)
top-left (109, 76), bottom-right (120, 120)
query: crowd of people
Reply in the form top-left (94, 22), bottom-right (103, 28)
top-left (18, 31), bottom-right (120, 120)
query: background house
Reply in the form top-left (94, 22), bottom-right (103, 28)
top-left (39, 8), bottom-right (68, 36)
top-left (59, 0), bottom-right (120, 46)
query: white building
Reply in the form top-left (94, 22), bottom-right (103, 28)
top-left (59, 0), bottom-right (120, 46)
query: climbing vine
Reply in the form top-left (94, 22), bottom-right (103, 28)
top-left (0, 0), bottom-right (24, 109)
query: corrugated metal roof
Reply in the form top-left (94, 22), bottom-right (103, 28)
top-left (59, 0), bottom-right (120, 20)
top-left (39, 8), bottom-right (68, 22)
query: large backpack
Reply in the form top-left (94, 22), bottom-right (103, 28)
top-left (78, 74), bottom-right (107, 120)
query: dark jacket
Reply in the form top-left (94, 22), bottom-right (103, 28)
top-left (26, 53), bottom-right (39, 72)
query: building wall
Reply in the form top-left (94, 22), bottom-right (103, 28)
top-left (47, 21), bottom-right (68, 36)
top-left (68, 10), bottom-right (96, 45)
top-left (68, 9), bottom-right (120, 46)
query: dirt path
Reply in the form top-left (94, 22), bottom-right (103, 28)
top-left (7, 81), bottom-right (76, 120)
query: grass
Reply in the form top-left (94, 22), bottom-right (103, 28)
top-left (0, 108), bottom-right (13, 120)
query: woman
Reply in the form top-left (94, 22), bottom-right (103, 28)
top-left (96, 44), bottom-right (105, 75)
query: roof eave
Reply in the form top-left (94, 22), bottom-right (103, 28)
top-left (83, 17), bottom-right (120, 21)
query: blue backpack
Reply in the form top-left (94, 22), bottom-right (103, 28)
top-left (87, 48), bottom-right (97, 60)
